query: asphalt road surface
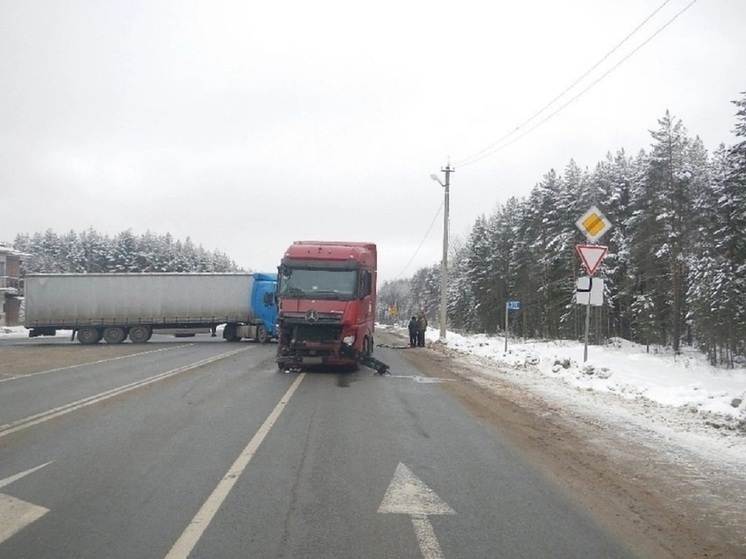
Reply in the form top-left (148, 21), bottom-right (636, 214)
top-left (0, 334), bottom-right (639, 558)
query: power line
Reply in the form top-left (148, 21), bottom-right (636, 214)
top-left (455, 0), bottom-right (698, 168)
top-left (456, 0), bottom-right (673, 167)
top-left (393, 200), bottom-right (443, 280)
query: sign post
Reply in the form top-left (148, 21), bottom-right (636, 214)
top-left (505, 300), bottom-right (520, 352)
top-left (575, 206), bottom-right (612, 362)
top-left (575, 276), bottom-right (606, 363)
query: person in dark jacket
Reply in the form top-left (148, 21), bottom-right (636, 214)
top-left (417, 314), bottom-right (428, 347)
top-left (408, 316), bottom-right (418, 347)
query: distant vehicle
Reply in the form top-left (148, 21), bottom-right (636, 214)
top-left (23, 272), bottom-right (277, 344)
top-left (275, 241), bottom-right (389, 374)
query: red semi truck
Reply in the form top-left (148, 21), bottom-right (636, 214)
top-left (275, 241), bottom-right (389, 374)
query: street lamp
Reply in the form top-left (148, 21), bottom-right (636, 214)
top-left (430, 165), bottom-right (454, 341)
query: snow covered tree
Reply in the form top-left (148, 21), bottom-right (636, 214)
top-left (464, 214), bottom-right (497, 332)
top-left (378, 278), bottom-right (414, 324)
top-left (447, 236), bottom-right (480, 331)
top-left (520, 168), bottom-right (579, 339)
top-left (409, 265), bottom-right (440, 327)
top-left (108, 230), bottom-right (139, 272)
top-left (13, 228), bottom-right (241, 275)
top-left (688, 93), bottom-right (746, 364)
top-left (79, 228), bottom-right (110, 272)
top-left (625, 113), bottom-right (693, 351)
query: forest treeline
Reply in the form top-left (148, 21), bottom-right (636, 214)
top-left (380, 92), bottom-right (746, 367)
top-left (9, 229), bottom-right (241, 274)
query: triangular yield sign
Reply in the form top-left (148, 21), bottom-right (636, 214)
top-left (576, 244), bottom-right (608, 276)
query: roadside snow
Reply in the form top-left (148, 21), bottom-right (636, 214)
top-left (0, 326), bottom-right (29, 338)
top-left (378, 324), bottom-right (746, 472)
top-left (434, 330), bottom-right (745, 425)
top-left (379, 325), bottom-right (746, 477)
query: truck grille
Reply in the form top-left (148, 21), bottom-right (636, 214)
top-left (282, 311), bottom-right (342, 325)
top-left (294, 324), bottom-right (341, 343)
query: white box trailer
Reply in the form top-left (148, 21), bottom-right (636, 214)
top-left (23, 273), bottom-right (277, 344)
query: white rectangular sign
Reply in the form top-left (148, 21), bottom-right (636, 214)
top-left (576, 277), bottom-right (604, 306)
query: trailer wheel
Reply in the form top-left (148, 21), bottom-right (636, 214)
top-left (77, 327), bottom-right (102, 345)
top-left (128, 325), bottom-right (152, 343)
top-left (103, 327), bottom-right (127, 344)
top-left (256, 324), bottom-right (269, 344)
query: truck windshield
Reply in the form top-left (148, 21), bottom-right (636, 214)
top-left (279, 268), bottom-right (357, 300)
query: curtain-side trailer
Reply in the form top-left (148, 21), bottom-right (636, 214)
top-left (23, 272), bottom-right (277, 344)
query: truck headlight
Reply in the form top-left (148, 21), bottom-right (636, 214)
top-left (342, 335), bottom-right (355, 345)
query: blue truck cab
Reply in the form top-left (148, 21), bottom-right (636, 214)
top-left (251, 272), bottom-right (278, 342)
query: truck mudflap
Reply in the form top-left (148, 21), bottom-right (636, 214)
top-left (339, 342), bottom-right (390, 375)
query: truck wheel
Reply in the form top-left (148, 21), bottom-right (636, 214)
top-left (128, 325), bottom-right (152, 343)
top-left (256, 324), bottom-right (269, 344)
top-left (361, 336), bottom-right (372, 357)
top-left (77, 327), bottom-right (102, 345)
top-left (103, 327), bottom-right (127, 344)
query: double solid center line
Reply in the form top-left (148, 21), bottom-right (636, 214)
top-left (0, 347), bottom-right (250, 439)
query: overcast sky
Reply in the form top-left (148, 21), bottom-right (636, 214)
top-left (1, 0), bottom-right (744, 282)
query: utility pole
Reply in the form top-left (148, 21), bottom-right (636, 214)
top-left (431, 165), bottom-right (454, 341)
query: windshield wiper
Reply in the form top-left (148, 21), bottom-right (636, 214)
top-left (311, 290), bottom-right (341, 299)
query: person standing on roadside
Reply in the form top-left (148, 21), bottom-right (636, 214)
top-left (417, 314), bottom-right (428, 347)
top-left (408, 316), bottom-right (418, 347)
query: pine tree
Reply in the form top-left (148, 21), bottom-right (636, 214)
top-left (109, 230), bottom-right (139, 272)
top-left (79, 228), bottom-right (110, 273)
top-left (626, 112), bottom-right (693, 351)
top-left (409, 265), bottom-right (440, 327)
top-left (447, 237), bottom-right (480, 331)
top-left (522, 168), bottom-right (579, 338)
top-left (13, 228), bottom-right (242, 275)
top-left (464, 215), bottom-right (495, 332)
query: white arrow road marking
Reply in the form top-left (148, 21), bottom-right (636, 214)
top-left (0, 462), bottom-right (53, 544)
top-left (378, 463), bottom-right (455, 559)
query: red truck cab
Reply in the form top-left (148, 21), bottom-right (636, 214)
top-left (275, 241), bottom-right (377, 370)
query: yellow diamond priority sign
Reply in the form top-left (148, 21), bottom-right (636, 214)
top-left (576, 205), bottom-right (612, 243)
